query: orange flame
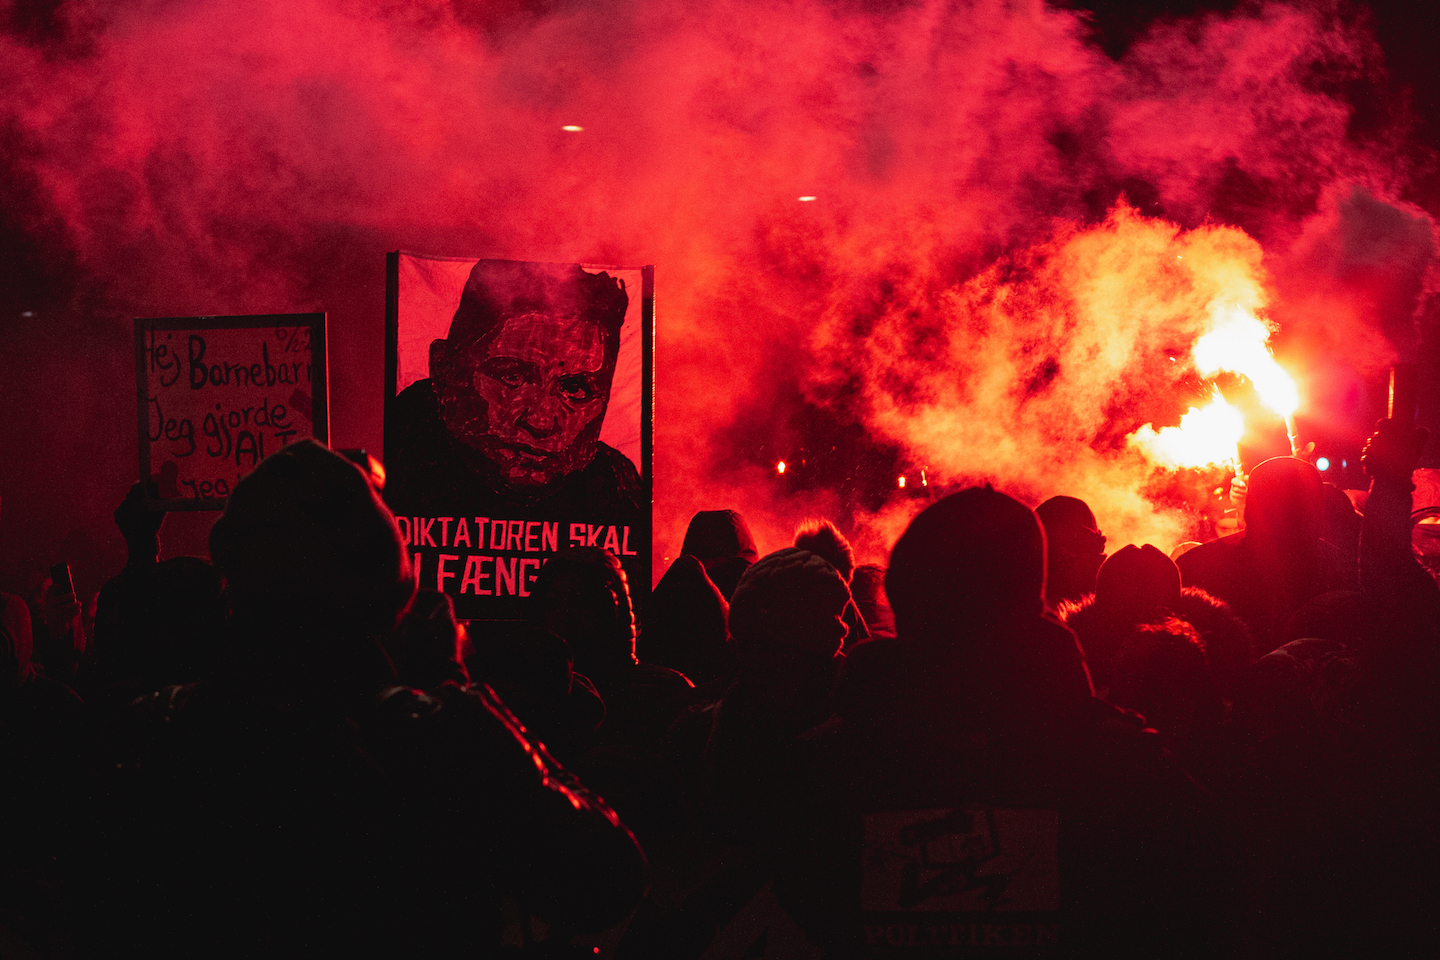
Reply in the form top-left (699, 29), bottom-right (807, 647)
top-left (1128, 302), bottom-right (1299, 471)
top-left (1192, 304), bottom-right (1298, 417)
top-left (1127, 391), bottom-right (1244, 469)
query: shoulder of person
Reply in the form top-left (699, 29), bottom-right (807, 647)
top-left (631, 661), bottom-right (696, 693)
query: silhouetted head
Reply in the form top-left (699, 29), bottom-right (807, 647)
top-left (429, 261), bottom-right (628, 490)
top-left (642, 555), bottom-right (730, 685)
top-left (1094, 544), bottom-right (1182, 621)
top-left (1104, 617), bottom-right (1220, 745)
top-left (886, 487), bottom-right (1046, 641)
top-left (680, 509), bottom-right (759, 599)
top-left (1036, 495), bottom-right (1106, 606)
top-left (729, 548), bottom-right (850, 666)
top-left (1244, 457), bottom-right (1326, 547)
top-left (793, 519), bottom-right (856, 583)
top-left (209, 440), bottom-right (415, 639)
top-left (529, 546), bottom-right (637, 676)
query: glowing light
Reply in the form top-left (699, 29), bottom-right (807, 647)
top-left (1316, 457), bottom-right (1330, 471)
top-left (1192, 305), bottom-right (1299, 417)
top-left (921, 469), bottom-right (928, 487)
top-left (898, 475), bottom-right (907, 488)
top-left (562, 125), bottom-right (584, 132)
top-left (1127, 391), bottom-right (1245, 469)
top-left (798, 196), bottom-right (817, 202)
top-left (776, 461), bottom-right (786, 474)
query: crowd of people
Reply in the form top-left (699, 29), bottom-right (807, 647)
top-left (2, 419), bottom-right (1437, 957)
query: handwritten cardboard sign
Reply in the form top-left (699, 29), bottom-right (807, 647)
top-left (135, 313), bottom-right (328, 509)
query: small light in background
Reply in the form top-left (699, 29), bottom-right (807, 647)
top-left (562, 125), bottom-right (584, 132)
top-left (1316, 457), bottom-right (1330, 472)
top-left (798, 196), bottom-right (817, 202)
top-left (921, 469), bottom-right (928, 487)
top-left (20, 311), bottom-right (34, 318)
top-left (1341, 459), bottom-right (1348, 469)
top-left (776, 461), bottom-right (787, 474)
top-left (898, 476), bottom-right (907, 489)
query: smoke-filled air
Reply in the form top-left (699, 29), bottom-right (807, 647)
top-left (2, 0), bottom-right (1438, 583)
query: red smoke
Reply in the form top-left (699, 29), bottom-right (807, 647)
top-left (0, 0), bottom-right (1435, 590)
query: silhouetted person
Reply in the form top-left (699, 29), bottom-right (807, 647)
top-left (91, 482), bottom-right (223, 706)
top-left (782, 487), bottom-right (1216, 958)
top-left (680, 510), bottom-right (759, 601)
top-left (531, 546), bottom-right (693, 840)
top-left (640, 554), bottom-right (734, 696)
top-left (618, 549), bottom-right (850, 958)
top-left (1, 592), bottom-right (87, 956)
top-left (86, 441), bottom-right (645, 954)
top-left (1321, 481), bottom-right (1362, 576)
top-left (1065, 544), bottom-right (1253, 709)
top-left (532, 546), bottom-right (694, 744)
top-left (1178, 456), bottom-right (1356, 653)
top-left (1036, 495), bottom-right (1107, 609)
top-left (1099, 617), bottom-right (1225, 777)
top-left (794, 518), bottom-right (870, 645)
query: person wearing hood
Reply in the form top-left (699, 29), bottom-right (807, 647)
top-left (640, 554), bottom-right (734, 698)
top-left (679, 509), bottom-right (760, 601)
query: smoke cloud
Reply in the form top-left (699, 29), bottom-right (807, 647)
top-left (1, 0), bottom-right (1436, 592)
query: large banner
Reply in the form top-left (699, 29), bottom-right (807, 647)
top-left (384, 253), bottom-right (653, 620)
top-left (135, 313), bottom-right (329, 509)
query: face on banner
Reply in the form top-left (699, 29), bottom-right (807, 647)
top-left (385, 255), bottom-right (652, 621)
top-left (435, 310), bottom-right (614, 489)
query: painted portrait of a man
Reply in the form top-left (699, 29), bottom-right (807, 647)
top-left (386, 259), bottom-right (645, 517)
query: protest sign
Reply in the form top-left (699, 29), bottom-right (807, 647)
top-left (135, 313), bottom-right (328, 509)
top-left (384, 254), bottom-right (653, 620)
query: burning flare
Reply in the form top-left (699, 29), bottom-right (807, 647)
top-left (1128, 302), bottom-right (1299, 469)
top-left (1193, 305), bottom-right (1299, 417)
top-left (1128, 391), bottom-right (1245, 469)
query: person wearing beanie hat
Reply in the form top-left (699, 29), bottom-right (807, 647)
top-left (616, 550), bottom-right (851, 954)
top-left (1094, 544), bottom-right (1183, 620)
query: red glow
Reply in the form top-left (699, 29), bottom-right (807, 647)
top-left (0, 1), bottom-right (1432, 577)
